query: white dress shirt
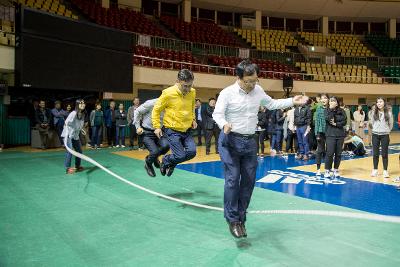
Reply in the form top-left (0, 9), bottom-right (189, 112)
top-left (213, 82), bottom-right (293, 135)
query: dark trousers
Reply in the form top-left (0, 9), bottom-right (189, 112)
top-left (271, 129), bottom-right (283, 151)
top-left (163, 128), bottom-right (196, 167)
top-left (325, 137), bottom-right (344, 170)
top-left (296, 125), bottom-right (309, 156)
top-left (218, 132), bottom-right (258, 223)
top-left (205, 126), bottom-right (220, 153)
top-left (106, 123), bottom-right (116, 146)
top-left (64, 138), bottom-right (82, 169)
top-left (372, 134), bottom-right (390, 170)
top-left (143, 132), bottom-right (170, 164)
top-left (285, 129), bottom-right (297, 153)
top-left (116, 126), bottom-right (126, 146)
top-left (129, 124), bottom-right (143, 147)
top-left (196, 121), bottom-right (204, 145)
top-left (255, 130), bottom-right (267, 154)
top-left (37, 124), bottom-right (49, 149)
top-left (91, 125), bottom-right (102, 147)
top-left (316, 133), bottom-right (326, 169)
top-left (348, 142), bottom-right (366, 156)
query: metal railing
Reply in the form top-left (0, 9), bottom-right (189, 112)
top-left (131, 32), bottom-right (400, 69)
top-left (133, 55), bottom-right (400, 84)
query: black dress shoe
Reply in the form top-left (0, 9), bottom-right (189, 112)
top-left (166, 165), bottom-right (175, 177)
top-left (228, 221), bottom-right (243, 238)
top-left (240, 222), bottom-right (247, 237)
top-left (154, 158), bottom-right (161, 169)
top-left (160, 162), bottom-right (167, 176)
top-left (144, 157), bottom-right (156, 177)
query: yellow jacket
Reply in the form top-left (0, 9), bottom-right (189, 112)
top-left (152, 84), bottom-right (196, 132)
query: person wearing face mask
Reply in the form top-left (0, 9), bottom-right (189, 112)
top-left (61, 99), bottom-right (87, 174)
top-left (314, 93), bottom-right (329, 176)
top-left (151, 69), bottom-right (197, 177)
top-left (324, 96), bottom-right (347, 179)
top-left (213, 59), bottom-right (308, 239)
top-left (369, 97), bottom-right (393, 178)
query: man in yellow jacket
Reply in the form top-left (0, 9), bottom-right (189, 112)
top-left (152, 69), bottom-right (197, 176)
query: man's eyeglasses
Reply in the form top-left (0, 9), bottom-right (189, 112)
top-left (241, 78), bottom-right (259, 85)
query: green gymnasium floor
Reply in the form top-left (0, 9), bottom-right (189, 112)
top-left (1, 149), bottom-right (400, 267)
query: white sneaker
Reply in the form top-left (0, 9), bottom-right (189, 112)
top-left (393, 177), bottom-right (400, 183)
top-left (371, 169), bottom-right (378, 177)
top-left (324, 170), bottom-right (331, 178)
top-left (121, 145), bottom-right (126, 148)
top-left (316, 170), bottom-right (321, 176)
top-left (333, 169), bottom-right (340, 178)
top-left (115, 145), bottom-right (120, 148)
top-left (383, 170), bottom-right (390, 178)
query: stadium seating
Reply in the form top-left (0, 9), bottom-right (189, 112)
top-left (299, 32), bottom-right (374, 57)
top-left (16, 0), bottom-right (78, 19)
top-left (234, 28), bottom-right (298, 52)
top-left (380, 66), bottom-right (400, 83)
top-left (365, 34), bottom-right (400, 57)
top-left (71, 0), bottom-right (168, 37)
top-left (133, 46), bottom-right (212, 73)
top-left (160, 15), bottom-right (243, 47)
top-left (295, 62), bottom-right (381, 83)
top-left (209, 55), bottom-right (302, 80)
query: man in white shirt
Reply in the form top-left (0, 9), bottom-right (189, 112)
top-left (213, 59), bottom-right (308, 238)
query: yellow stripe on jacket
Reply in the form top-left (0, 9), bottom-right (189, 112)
top-left (152, 84), bottom-right (196, 132)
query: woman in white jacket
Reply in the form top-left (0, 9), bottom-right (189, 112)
top-left (353, 105), bottom-right (365, 140)
top-left (61, 99), bottom-right (86, 174)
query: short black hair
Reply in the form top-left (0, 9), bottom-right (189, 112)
top-left (209, 97), bottom-right (216, 102)
top-left (177, 69), bottom-right (194, 82)
top-left (235, 59), bottom-right (259, 79)
top-left (195, 98), bottom-right (201, 102)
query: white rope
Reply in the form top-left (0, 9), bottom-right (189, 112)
top-left (64, 138), bottom-right (400, 224)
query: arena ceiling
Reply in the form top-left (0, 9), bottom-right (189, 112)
top-left (161, 0), bottom-right (400, 22)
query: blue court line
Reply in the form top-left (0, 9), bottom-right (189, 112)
top-left (177, 148), bottom-right (400, 216)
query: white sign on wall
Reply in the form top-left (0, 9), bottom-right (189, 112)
top-left (138, 34), bottom-right (151, 47)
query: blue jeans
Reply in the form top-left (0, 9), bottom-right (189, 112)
top-left (91, 125), bottom-right (102, 147)
top-left (271, 129), bottom-right (283, 151)
top-left (296, 125), bottom-right (309, 156)
top-left (162, 128), bottom-right (196, 167)
top-left (64, 138), bottom-right (82, 169)
top-left (143, 132), bottom-right (170, 164)
top-left (218, 132), bottom-right (258, 223)
top-left (116, 126), bottom-right (126, 146)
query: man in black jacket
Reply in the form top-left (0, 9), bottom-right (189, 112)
top-left (204, 98), bottom-right (220, 155)
top-left (294, 104), bottom-right (311, 160)
top-left (195, 99), bottom-right (205, 146)
top-left (35, 100), bottom-right (53, 149)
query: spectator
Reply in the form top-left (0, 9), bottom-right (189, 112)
top-left (314, 93), bottom-right (329, 176)
top-left (353, 105), bottom-right (365, 140)
top-left (35, 100), bottom-right (52, 149)
top-left (272, 108), bottom-right (286, 154)
top-left (51, 100), bottom-right (67, 146)
top-left (90, 102), bottom-right (104, 149)
top-left (204, 98), bottom-right (220, 155)
top-left (256, 106), bottom-right (268, 156)
top-left (285, 107), bottom-right (297, 153)
top-left (324, 96), bottom-right (347, 179)
top-left (195, 98), bottom-right (205, 146)
top-left (370, 97), bottom-right (393, 178)
top-left (115, 103), bottom-right (127, 147)
top-left (128, 97), bottom-right (143, 150)
top-left (104, 100), bottom-right (117, 147)
top-left (344, 132), bottom-right (366, 156)
top-left (294, 103), bottom-right (311, 160)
